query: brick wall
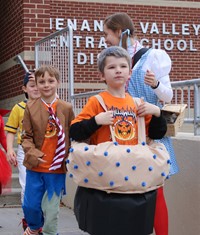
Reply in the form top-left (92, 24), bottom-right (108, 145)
top-left (0, 0), bottom-right (52, 100)
top-left (50, 1), bottom-right (200, 90)
top-left (0, 0), bottom-right (24, 64)
top-left (0, 0), bottom-right (23, 99)
top-left (23, 0), bottom-right (51, 51)
top-left (0, 0), bottom-right (199, 101)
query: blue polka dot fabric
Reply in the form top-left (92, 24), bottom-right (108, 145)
top-left (67, 139), bottom-right (171, 194)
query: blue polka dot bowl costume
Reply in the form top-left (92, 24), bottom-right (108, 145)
top-left (67, 96), bottom-right (170, 194)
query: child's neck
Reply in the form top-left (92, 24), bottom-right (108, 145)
top-left (107, 87), bottom-right (126, 98)
top-left (41, 96), bottom-right (57, 105)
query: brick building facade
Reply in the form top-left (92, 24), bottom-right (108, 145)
top-left (0, 0), bottom-right (199, 108)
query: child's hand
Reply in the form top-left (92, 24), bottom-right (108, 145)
top-left (28, 72), bottom-right (35, 81)
top-left (144, 70), bottom-right (158, 88)
top-left (38, 154), bottom-right (47, 164)
top-left (137, 102), bottom-right (160, 117)
top-left (95, 111), bottom-right (114, 125)
top-left (38, 158), bottom-right (47, 163)
top-left (6, 149), bottom-right (18, 166)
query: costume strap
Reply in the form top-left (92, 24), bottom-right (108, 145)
top-left (134, 98), bottom-right (146, 144)
top-left (132, 47), bottom-right (149, 68)
top-left (95, 95), bottom-right (116, 142)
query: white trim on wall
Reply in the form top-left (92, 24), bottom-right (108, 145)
top-left (59, 0), bottom-right (200, 8)
top-left (0, 51), bottom-right (34, 73)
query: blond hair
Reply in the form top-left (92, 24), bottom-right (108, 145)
top-left (35, 65), bottom-right (60, 82)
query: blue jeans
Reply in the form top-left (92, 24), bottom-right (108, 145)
top-left (23, 170), bottom-right (65, 234)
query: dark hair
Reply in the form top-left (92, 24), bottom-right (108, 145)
top-left (23, 72), bottom-right (31, 99)
top-left (35, 65), bottom-right (60, 82)
top-left (98, 46), bottom-right (131, 73)
top-left (24, 92), bottom-right (28, 99)
top-left (104, 13), bottom-right (135, 50)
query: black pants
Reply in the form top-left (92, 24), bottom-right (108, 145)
top-left (74, 187), bottom-right (157, 235)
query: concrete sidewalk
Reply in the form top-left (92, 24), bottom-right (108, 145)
top-left (0, 205), bottom-right (89, 235)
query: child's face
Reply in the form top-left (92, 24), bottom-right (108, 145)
top-left (36, 71), bottom-right (59, 102)
top-left (100, 56), bottom-right (131, 89)
top-left (103, 24), bottom-right (121, 47)
top-left (22, 79), bottom-right (40, 101)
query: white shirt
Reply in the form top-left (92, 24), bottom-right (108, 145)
top-left (128, 43), bottom-right (173, 103)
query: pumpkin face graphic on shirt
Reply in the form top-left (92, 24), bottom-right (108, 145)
top-left (114, 119), bottom-right (136, 140)
top-left (45, 116), bottom-right (58, 138)
top-left (109, 106), bottom-right (137, 141)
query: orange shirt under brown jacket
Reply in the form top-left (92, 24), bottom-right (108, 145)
top-left (34, 101), bottom-right (59, 173)
top-left (22, 98), bottom-right (74, 173)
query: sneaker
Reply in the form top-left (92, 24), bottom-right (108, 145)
top-left (22, 221), bottom-right (42, 234)
top-left (22, 218), bottom-right (28, 231)
top-left (38, 228), bottom-right (43, 235)
top-left (23, 227), bottom-right (39, 235)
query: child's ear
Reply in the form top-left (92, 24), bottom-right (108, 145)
top-left (99, 72), bottom-right (106, 82)
top-left (22, 85), bottom-right (27, 93)
top-left (128, 69), bottom-right (132, 79)
top-left (56, 80), bottom-right (60, 89)
top-left (117, 29), bottom-right (122, 38)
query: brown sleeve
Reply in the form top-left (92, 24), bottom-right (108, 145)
top-left (22, 105), bottom-right (44, 169)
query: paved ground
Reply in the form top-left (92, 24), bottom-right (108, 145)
top-left (0, 205), bottom-right (89, 235)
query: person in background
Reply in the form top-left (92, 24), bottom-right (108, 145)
top-left (0, 109), bottom-right (11, 195)
top-left (103, 12), bottom-right (179, 235)
top-left (22, 65), bottom-right (74, 235)
top-left (5, 71), bottom-right (41, 231)
top-left (70, 46), bottom-right (167, 235)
